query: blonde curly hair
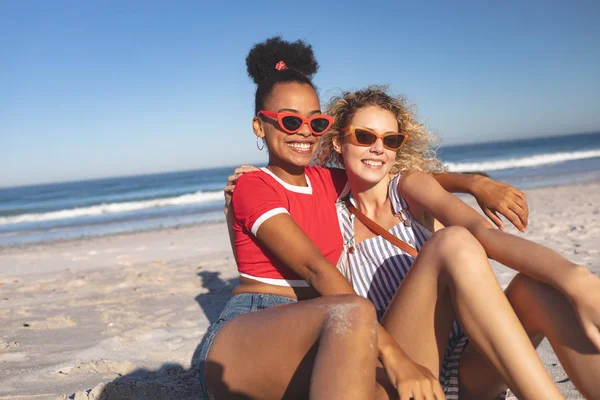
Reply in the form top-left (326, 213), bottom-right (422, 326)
top-left (314, 85), bottom-right (445, 175)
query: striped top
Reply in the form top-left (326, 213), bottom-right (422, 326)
top-left (336, 174), bottom-right (498, 399)
top-left (335, 174), bottom-right (433, 320)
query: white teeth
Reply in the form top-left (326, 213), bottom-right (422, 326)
top-left (287, 142), bottom-right (311, 151)
top-left (363, 160), bottom-right (383, 166)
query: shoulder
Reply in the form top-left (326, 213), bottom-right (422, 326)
top-left (237, 169), bottom-right (267, 184)
top-left (397, 171), bottom-right (437, 189)
top-left (236, 169), bottom-right (278, 190)
top-left (232, 170), bottom-right (283, 203)
top-left (396, 171), bottom-right (444, 208)
top-left (232, 170), bottom-right (289, 230)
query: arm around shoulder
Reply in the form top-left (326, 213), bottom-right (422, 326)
top-left (398, 171), bottom-right (493, 233)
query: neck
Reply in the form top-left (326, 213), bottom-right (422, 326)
top-left (267, 160), bottom-right (308, 187)
top-left (347, 174), bottom-right (391, 215)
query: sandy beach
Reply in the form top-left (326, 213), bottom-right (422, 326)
top-left (1, 182), bottom-right (599, 400)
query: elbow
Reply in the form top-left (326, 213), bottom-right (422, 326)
top-left (302, 258), bottom-right (325, 288)
top-left (301, 256), bottom-right (350, 294)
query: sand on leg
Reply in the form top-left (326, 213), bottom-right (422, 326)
top-left (204, 294), bottom-right (378, 400)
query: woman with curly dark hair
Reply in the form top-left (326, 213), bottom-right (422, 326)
top-left (196, 36), bottom-right (447, 400)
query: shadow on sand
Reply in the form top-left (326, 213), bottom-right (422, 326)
top-left (67, 271), bottom-right (238, 400)
top-left (194, 270), bottom-right (238, 325)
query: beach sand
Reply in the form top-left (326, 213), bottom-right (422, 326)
top-left (1, 182), bottom-right (598, 400)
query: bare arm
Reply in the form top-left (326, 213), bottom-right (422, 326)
top-left (433, 172), bottom-right (529, 232)
top-left (405, 171), bottom-right (578, 287)
top-left (256, 213), bottom-right (444, 396)
top-left (256, 214), bottom-right (355, 294)
top-left (401, 171), bottom-right (600, 349)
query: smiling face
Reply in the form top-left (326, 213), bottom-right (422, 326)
top-left (338, 105), bottom-right (399, 185)
top-left (253, 82), bottom-right (323, 169)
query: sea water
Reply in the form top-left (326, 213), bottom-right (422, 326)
top-left (2, 132), bottom-right (599, 246)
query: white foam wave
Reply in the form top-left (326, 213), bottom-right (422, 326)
top-left (445, 149), bottom-right (600, 173)
top-left (0, 190), bottom-right (223, 226)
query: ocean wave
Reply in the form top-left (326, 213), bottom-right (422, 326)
top-left (0, 190), bottom-right (223, 226)
top-left (445, 149), bottom-right (600, 173)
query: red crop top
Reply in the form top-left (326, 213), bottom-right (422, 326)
top-left (232, 166), bottom-right (347, 287)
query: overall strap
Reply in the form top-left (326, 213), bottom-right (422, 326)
top-left (343, 197), bottom-right (419, 258)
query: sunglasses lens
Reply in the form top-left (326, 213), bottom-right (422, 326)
top-left (310, 118), bottom-right (331, 133)
top-left (383, 134), bottom-right (406, 149)
top-left (281, 116), bottom-right (303, 132)
top-left (354, 129), bottom-right (377, 145)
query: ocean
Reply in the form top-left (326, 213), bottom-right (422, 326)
top-left (2, 132), bottom-right (600, 247)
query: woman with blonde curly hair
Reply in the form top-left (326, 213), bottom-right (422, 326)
top-left (315, 86), bottom-right (444, 176)
top-left (315, 85), bottom-right (600, 399)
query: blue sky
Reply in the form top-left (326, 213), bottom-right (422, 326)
top-left (2, 0), bottom-right (599, 187)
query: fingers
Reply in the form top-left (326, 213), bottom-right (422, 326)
top-left (505, 187), bottom-right (529, 229)
top-left (420, 381), bottom-right (436, 400)
top-left (475, 180), bottom-right (530, 232)
top-left (508, 190), bottom-right (529, 226)
top-left (507, 203), bottom-right (527, 232)
top-left (497, 203), bottom-right (526, 232)
top-left (224, 174), bottom-right (242, 195)
top-left (228, 165), bottom-right (257, 185)
top-left (512, 191), bottom-right (529, 227)
top-left (397, 381), bottom-right (441, 400)
top-left (433, 381), bottom-right (446, 399)
top-left (227, 174), bottom-right (240, 185)
top-left (234, 165), bottom-right (258, 174)
top-left (224, 185), bottom-right (235, 209)
top-left (398, 387), bottom-right (412, 400)
top-left (484, 208), bottom-right (504, 230)
top-left (512, 187), bottom-right (527, 201)
top-left (411, 384), bottom-right (423, 400)
top-left (224, 165), bottom-right (257, 204)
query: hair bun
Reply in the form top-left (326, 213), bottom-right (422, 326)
top-left (246, 36), bottom-right (319, 85)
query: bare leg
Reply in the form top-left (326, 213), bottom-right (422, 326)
top-left (459, 273), bottom-right (600, 399)
top-left (379, 226), bottom-right (562, 400)
top-left (204, 294), bottom-right (378, 399)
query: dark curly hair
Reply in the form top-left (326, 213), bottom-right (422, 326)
top-left (246, 36), bottom-right (319, 114)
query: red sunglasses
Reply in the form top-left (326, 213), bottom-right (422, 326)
top-left (257, 111), bottom-right (334, 135)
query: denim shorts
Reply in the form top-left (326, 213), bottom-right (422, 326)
top-left (197, 292), bottom-right (297, 399)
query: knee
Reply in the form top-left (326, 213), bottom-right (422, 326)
top-left (327, 295), bottom-right (377, 322)
top-left (323, 295), bottom-right (377, 336)
top-left (505, 273), bottom-right (548, 306)
top-left (428, 226), bottom-right (486, 264)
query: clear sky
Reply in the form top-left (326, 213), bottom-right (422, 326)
top-left (2, 0), bottom-right (599, 187)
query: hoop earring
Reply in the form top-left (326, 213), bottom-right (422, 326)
top-left (256, 137), bottom-right (265, 151)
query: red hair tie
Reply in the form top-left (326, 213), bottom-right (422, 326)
top-left (275, 60), bottom-right (287, 71)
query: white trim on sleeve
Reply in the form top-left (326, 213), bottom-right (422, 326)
top-left (251, 207), bottom-right (289, 236)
